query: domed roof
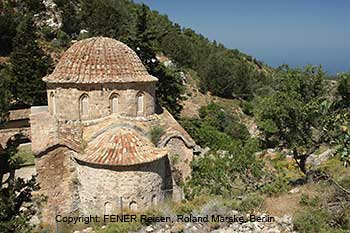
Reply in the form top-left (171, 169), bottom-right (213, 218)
top-left (75, 127), bottom-right (167, 166)
top-left (43, 37), bottom-right (157, 84)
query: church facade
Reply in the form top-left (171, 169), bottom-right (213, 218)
top-left (30, 37), bottom-right (195, 222)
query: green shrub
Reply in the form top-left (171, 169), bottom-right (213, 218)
top-left (181, 103), bottom-right (250, 149)
top-left (237, 193), bottom-right (264, 212)
top-left (241, 101), bottom-right (254, 116)
top-left (293, 209), bottom-right (332, 233)
top-left (170, 154), bottom-right (180, 165)
top-left (41, 26), bottom-right (55, 40)
top-left (187, 138), bottom-right (263, 198)
top-left (96, 221), bottom-right (142, 233)
top-left (261, 174), bottom-right (290, 196)
top-left (223, 120), bottom-right (250, 141)
top-left (57, 30), bottom-right (71, 47)
top-left (299, 194), bottom-right (320, 207)
top-left (150, 126), bottom-right (165, 145)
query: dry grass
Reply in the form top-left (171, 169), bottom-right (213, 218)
top-left (179, 69), bottom-right (258, 137)
top-left (180, 68), bottom-right (215, 118)
top-left (262, 184), bottom-right (325, 217)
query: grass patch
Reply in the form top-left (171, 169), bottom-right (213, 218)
top-left (96, 221), bottom-right (142, 233)
top-left (314, 144), bottom-right (329, 155)
top-left (14, 144), bottom-right (35, 166)
top-left (318, 157), bottom-right (349, 178)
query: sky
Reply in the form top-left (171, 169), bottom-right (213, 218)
top-left (134, 0), bottom-right (350, 74)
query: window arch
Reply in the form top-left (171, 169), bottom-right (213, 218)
top-left (129, 201), bottom-right (138, 211)
top-left (104, 202), bottom-right (112, 215)
top-left (79, 94), bottom-right (89, 119)
top-left (151, 195), bottom-right (157, 205)
top-left (50, 92), bottom-right (56, 115)
top-left (110, 93), bottom-right (119, 114)
top-left (136, 92), bottom-right (144, 114)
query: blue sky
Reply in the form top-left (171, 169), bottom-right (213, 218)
top-left (134, 0), bottom-right (350, 74)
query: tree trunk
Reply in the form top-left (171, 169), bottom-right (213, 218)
top-left (293, 149), bottom-right (308, 175)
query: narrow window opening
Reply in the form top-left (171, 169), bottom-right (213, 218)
top-left (104, 202), bottom-right (112, 215)
top-left (110, 94), bottom-right (119, 114)
top-left (50, 92), bottom-right (56, 115)
top-left (151, 195), bottom-right (157, 205)
top-left (137, 93), bottom-right (144, 114)
top-left (80, 94), bottom-right (89, 119)
top-left (129, 201), bottom-right (138, 211)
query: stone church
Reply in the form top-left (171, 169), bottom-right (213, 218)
top-left (30, 37), bottom-right (195, 222)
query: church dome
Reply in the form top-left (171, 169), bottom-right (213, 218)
top-left (75, 127), bottom-right (167, 166)
top-left (43, 37), bottom-right (157, 83)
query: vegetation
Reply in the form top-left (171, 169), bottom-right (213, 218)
top-left (0, 135), bottom-right (39, 233)
top-left (181, 103), bottom-right (249, 150)
top-left (0, 70), bottom-right (10, 127)
top-left (182, 103), bottom-right (271, 199)
top-left (150, 126), bottom-right (165, 145)
top-left (293, 176), bottom-right (350, 232)
top-left (128, 4), bottom-right (185, 117)
top-left (5, 15), bottom-right (53, 106)
top-left (13, 144), bottom-right (35, 166)
top-left (0, 1), bottom-right (350, 232)
top-left (253, 66), bottom-right (327, 174)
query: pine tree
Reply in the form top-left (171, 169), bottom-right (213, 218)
top-left (0, 69), bottom-right (10, 127)
top-left (7, 15), bottom-right (52, 106)
top-left (20, 0), bottom-right (46, 14)
top-left (54, 0), bottom-right (80, 36)
top-left (0, 3), bottom-right (18, 56)
top-left (128, 4), bottom-right (184, 117)
top-left (0, 12), bottom-right (17, 56)
top-left (80, 0), bottom-right (130, 39)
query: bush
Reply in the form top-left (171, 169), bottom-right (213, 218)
top-left (181, 103), bottom-right (250, 149)
top-left (57, 30), bottom-right (71, 48)
top-left (261, 174), bottom-right (290, 196)
top-left (299, 194), bottom-right (320, 207)
top-left (237, 193), bottom-right (264, 212)
top-left (186, 138), bottom-right (264, 198)
top-left (223, 121), bottom-right (250, 141)
top-left (150, 126), bottom-right (165, 145)
top-left (241, 100), bottom-right (254, 116)
top-left (293, 209), bottom-right (332, 233)
top-left (96, 221), bottom-right (142, 233)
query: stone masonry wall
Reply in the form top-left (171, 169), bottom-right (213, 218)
top-left (30, 107), bottom-right (58, 155)
top-left (47, 82), bottom-right (156, 121)
top-left (0, 128), bottom-right (31, 148)
top-left (165, 137), bottom-right (193, 181)
top-left (35, 147), bottom-right (79, 224)
top-left (8, 108), bottom-right (30, 121)
top-left (76, 156), bottom-right (172, 215)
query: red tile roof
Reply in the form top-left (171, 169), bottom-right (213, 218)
top-left (75, 127), bottom-right (167, 166)
top-left (43, 37), bottom-right (157, 84)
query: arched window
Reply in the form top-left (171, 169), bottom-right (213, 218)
top-left (110, 94), bottom-right (119, 114)
top-left (50, 92), bottom-right (56, 115)
top-left (129, 201), bottom-right (138, 211)
top-left (80, 94), bottom-right (89, 119)
top-left (104, 202), bottom-right (112, 215)
top-left (151, 195), bottom-right (157, 205)
top-left (136, 92), bottom-right (144, 114)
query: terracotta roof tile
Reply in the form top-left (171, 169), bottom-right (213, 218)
top-left (43, 37), bottom-right (157, 84)
top-left (75, 127), bottom-right (167, 166)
